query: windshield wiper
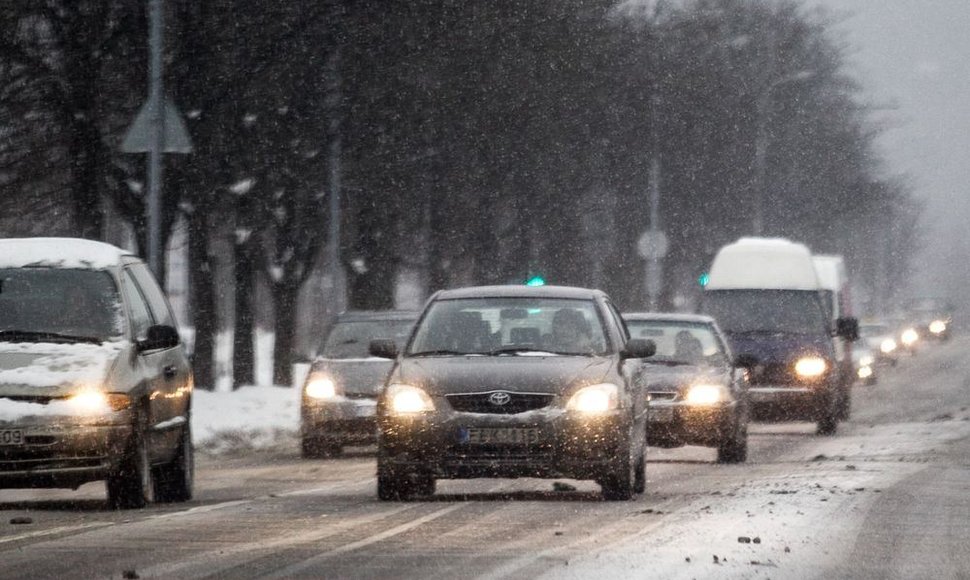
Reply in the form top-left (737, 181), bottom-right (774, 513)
top-left (409, 349), bottom-right (470, 357)
top-left (486, 347), bottom-right (558, 356)
top-left (0, 330), bottom-right (103, 344)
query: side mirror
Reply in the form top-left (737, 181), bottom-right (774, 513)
top-left (837, 317), bottom-right (860, 341)
top-left (734, 353), bottom-right (759, 368)
top-left (369, 339), bottom-right (399, 359)
top-left (138, 324), bottom-right (180, 352)
top-left (622, 338), bottom-right (656, 359)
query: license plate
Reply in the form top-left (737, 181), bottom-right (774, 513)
top-left (649, 406), bottom-right (675, 424)
top-left (355, 401), bottom-right (376, 417)
top-left (0, 430), bottom-right (24, 446)
top-left (458, 427), bottom-right (541, 445)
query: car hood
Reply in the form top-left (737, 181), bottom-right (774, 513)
top-left (311, 357), bottom-right (395, 396)
top-left (640, 364), bottom-right (730, 393)
top-left (0, 341), bottom-right (125, 397)
top-left (393, 355), bottom-right (613, 396)
top-left (725, 332), bottom-right (832, 366)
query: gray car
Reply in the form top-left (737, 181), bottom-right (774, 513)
top-left (300, 311), bottom-right (417, 457)
top-left (0, 238), bottom-right (193, 509)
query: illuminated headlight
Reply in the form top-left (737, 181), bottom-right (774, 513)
top-left (880, 338), bottom-right (897, 353)
top-left (304, 375), bottom-right (338, 400)
top-left (566, 383), bottom-right (619, 414)
top-left (386, 384), bottom-right (435, 415)
top-left (684, 384), bottom-right (727, 406)
top-left (857, 366), bottom-right (873, 379)
top-left (794, 357), bottom-right (827, 378)
top-left (929, 320), bottom-right (947, 334)
top-left (68, 391), bottom-right (130, 414)
top-left (901, 328), bottom-right (919, 346)
top-left (859, 355), bottom-right (874, 367)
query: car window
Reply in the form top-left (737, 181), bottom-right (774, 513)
top-left (127, 263), bottom-right (176, 328)
top-left (409, 297), bottom-right (609, 356)
top-left (321, 318), bottom-right (414, 359)
top-left (122, 269), bottom-right (153, 340)
top-left (625, 321), bottom-right (724, 366)
top-left (0, 268), bottom-right (124, 341)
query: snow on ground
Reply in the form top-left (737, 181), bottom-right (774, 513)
top-left (192, 384), bottom-right (301, 455)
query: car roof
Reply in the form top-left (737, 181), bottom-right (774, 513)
top-left (622, 312), bottom-right (717, 325)
top-left (434, 285), bottom-right (605, 301)
top-left (336, 310), bottom-right (419, 323)
top-left (0, 237), bottom-right (134, 270)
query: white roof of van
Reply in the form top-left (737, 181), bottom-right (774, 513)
top-left (706, 237), bottom-right (820, 290)
top-left (0, 238), bottom-right (133, 270)
top-left (812, 255), bottom-right (846, 292)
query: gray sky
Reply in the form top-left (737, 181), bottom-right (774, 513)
top-left (809, 0), bottom-right (970, 298)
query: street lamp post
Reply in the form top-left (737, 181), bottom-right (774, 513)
top-left (751, 70), bottom-right (815, 236)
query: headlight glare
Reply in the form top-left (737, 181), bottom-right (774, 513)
top-left (858, 366), bottom-right (873, 379)
top-left (859, 355), bottom-right (874, 367)
top-left (684, 384), bottom-right (726, 405)
top-left (305, 376), bottom-right (337, 400)
top-left (67, 391), bottom-right (130, 413)
top-left (929, 320), bottom-right (947, 334)
top-left (794, 356), bottom-right (827, 378)
top-left (901, 328), bottom-right (919, 346)
top-left (566, 383), bottom-right (619, 413)
top-left (386, 384), bottom-right (435, 414)
top-left (880, 338), bottom-right (897, 353)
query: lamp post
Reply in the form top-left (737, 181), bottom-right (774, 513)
top-left (751, 70), bottom-right (815, 236)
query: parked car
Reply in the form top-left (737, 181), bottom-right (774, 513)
top-left (301, 310), bottom-right (417, 457)
top-left (701, 238), bottom-right (857, 435)
top-left (0, 238), bottom-right (193, 509)
top-left (370, 285), bottom-right (655, 501)
top-left (623, 313), bottom-right (750, 463)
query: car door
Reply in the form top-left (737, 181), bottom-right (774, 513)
top-left (603, 300), bottom-right (648, 423)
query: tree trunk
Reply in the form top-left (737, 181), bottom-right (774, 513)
top-left (272, 281), bottom-right (300, 386)
top-left (188, 210), bottom-right (215, 390)
top-left (233, 238), bottom-right (256, 387)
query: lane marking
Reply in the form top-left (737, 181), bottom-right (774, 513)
top-left (267, 503), bottom-right (466, 578)
top-left (149, 499), bottom-right (253, 520)
top-left (0, 522), bottom-right (114, 546)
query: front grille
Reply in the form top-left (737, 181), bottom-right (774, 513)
top-left (750, 363), bottom-right (795, 386)
top-left (344, 392), bottom-right (376, 401)
top-left (648, 392), bottom-right (678, 402)
top-left (445, 392), bottom-right (554, 414)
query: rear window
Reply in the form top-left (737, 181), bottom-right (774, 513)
top-left (322, 318), bottom-right (414, 359)
top-left (0, 268), bottom-right (124, 341)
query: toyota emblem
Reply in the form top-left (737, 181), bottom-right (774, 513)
top-left (488, 391), bottom-right (512, 406)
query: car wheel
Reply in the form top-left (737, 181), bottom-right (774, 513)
top-left (716, 421), bottom-right (748, 464)
top-left (600, 438), bottom-right (637, 501)
top-left (107, 419), bottom-right (154, 510)
top-left (153, 421), bottom-right (194, 503)
top-left (301, 436), bottom-right (342, 459)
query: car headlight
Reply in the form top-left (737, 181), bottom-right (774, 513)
top-left (68, 391), bottom-right (130, 413)
top-left (929, 320), bottom-right (947, 334)
top-left (880, 338), bottom-right (897, 353)
top-left (794, 356), bottom-right (827, 378)
top-left (901, 328), bottom-right (919, 345)
top-left (683, 384), bottom-right (727, 405)
top-left (859, 355), bottom-right (874, 367)
top-left (386, 384), bottom-right (435, 415)
top-left (857, 366), bottom-right (873, 379)
top-left (305, 375), bottom-right (338, 400)
top-left (566, 383), bottom-right (619, 414)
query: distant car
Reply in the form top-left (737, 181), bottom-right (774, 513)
top-left (852, 345), bottom-right (878, 386)
top-left (858, 322), bottom-right (899, 366)
top-left (623, 313), bottom-right (751, 463)
top-left (0, 238), bottom-right (193, 509)
top-left (300, 311), bottom-right (417, 457)
top-left (905, 298), bottom-right (954, 342)
top-left (371, 285), bottom-right (655, 501)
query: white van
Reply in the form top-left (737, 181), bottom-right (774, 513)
top-left (701, 238), bottom-right (857, 435)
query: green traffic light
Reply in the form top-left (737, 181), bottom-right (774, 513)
top-left (698, 272), bottom-right (710, 287)
top-left (525, 276), bottom-right (546, 287)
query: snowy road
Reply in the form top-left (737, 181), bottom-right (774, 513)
top-left (0, 339), bottom-right (969, 579)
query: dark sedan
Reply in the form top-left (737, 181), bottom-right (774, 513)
top-left (370, 286), bottom-right (655, 501)
top-left (623, 313), bottom-right (750, 463)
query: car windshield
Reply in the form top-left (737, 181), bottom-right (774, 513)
top-left (860, 324), bottom-right (889, 337)
top-left (626, 321), bottom-right (725, 367)
top-left (0, 268), bottom-right (124, 342)
top-left (321, 318), bottom-right (414, 359)
top-left (408, 297), bottom-right (608, 356)
top-left (702, 290), bottom-right (828, 336)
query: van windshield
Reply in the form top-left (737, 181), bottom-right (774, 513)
top-left (702, 290), bottom-right (828, 336)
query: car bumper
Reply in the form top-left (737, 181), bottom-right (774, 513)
top-left (647, 401), bottom-right (736, 447)
top-left (747, 385), bottom-right (828, 420)
top-left (302, 396), bottom-right (378, 445)
top-left (0, 418), bottom-right (132, 489)
top-left (379, 409), bottom-right (632, 480)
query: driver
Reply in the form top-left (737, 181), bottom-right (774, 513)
top-left (548, 308), bottom-right (593, 353)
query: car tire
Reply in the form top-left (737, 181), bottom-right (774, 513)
top-left (716, 423), bottom-right (748, 464)
top-left (107, 418), bottom-right (154, 510)
top-left (153, 421), bottom-right (194, 503)
top-left (301, 436), bottom-right (342, 459)
top-left (601, 437), bottom-right (639, 501)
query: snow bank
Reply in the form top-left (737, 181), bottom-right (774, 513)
top-left (191, 384), bottom-right (301, 454)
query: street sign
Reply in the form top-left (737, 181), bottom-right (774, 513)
top-left (121, 98), bottom-right (193, 154)
top-left (637, 229), bottom-right (668, 260)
